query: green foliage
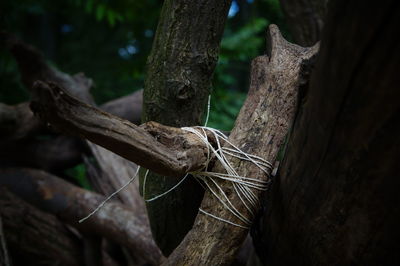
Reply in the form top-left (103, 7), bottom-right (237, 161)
top-left (221, 18), bottom-right (268, 61)
top-left (207, 89), bottom-right (247, 131)
top-left (64, 163), bottom-right (92, 190)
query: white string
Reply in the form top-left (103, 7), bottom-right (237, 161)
top-left (204, 94), bottom-right (211, 127)
top-left (198, 209), bottom-right (249, 229)
top-left (142, 169), bottom-right (149, 200)
top-left (145, 174), bottom-right (189, 202)
top-left (78, 94), bottom-right (272, 229)
top-left (79, 166), bottom-right (141, 223)
top-left (181, 126), bottom-right (272, 228)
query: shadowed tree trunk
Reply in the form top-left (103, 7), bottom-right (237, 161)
top-left (141, 0), bottom-right (232, 255)
top-left (254, 0), bottom-right (400, 265)
top-left (279, 0), bottom-right (328, 46)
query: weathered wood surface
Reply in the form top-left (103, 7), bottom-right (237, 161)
top-left (0, 168), bottom-right (164, 265)
top-left (0, 188), bottom-right (83, 266)
top-left (30, 81), bottom-right (208, 177)
top-left (164, 25), bottom-right (319, 265)
top-left (255, 0), bottom-right (400, 265)
top-left (142, 0), bottom-right (232, 254)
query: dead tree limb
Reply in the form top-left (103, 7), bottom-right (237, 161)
top-left (0, 135), bottom-right (86, 172)
top-left (0, 188), bottom-right (83, 266)
top-left (164, 25), bottom-right (319, 265)
top-left (0, 168), bottom-right (164, 265)
top-left (3, 33), bottom-right (147, 218)
top-left (0, 102), bottom-right (42, 140)
top-left (2, 31), bottom-right (94, 104)
top-left (30, 80), bottom-right (208, 177)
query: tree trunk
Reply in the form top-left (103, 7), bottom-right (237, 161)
top-left (279, 0), bottom-right (328, 46)
top-left (142, 0), bottom-right (232, 255)
top-left (254, 0), bottom-right (400, 265)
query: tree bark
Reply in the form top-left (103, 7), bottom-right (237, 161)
top-left (0, 188), bottom-right (83, 266)
top-left (164, 25), bottom-right (319, 265)
top-left (142, 0), bottom-right (232, 254)
top-left (279, 0), bottom-right (328, 46)
top-left (254, 0), bottom-right (400, 265)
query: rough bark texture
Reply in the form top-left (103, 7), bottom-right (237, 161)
top-left (279, 0), bottom-right (328, 46)
top-left (164, 25), bottom-right (319, 265)
top-left (0, 188), bottom-right (83, 266)
top-left (0, 168), bottom-right (164, 265)
top-left (142, 0), bottom-right (232, 254)
top-left (255, 1), bottom-right (400, 265)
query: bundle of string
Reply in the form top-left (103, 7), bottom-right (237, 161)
top-left (79, 96), bottom-right (273, 228)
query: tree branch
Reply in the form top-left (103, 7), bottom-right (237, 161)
top-left (0, 168), bottom-right (164, 265)
top-left (30, 80), bottom-right (208, 177)
top-left (101, 89), bottom-right (143, 125)
top-left (164, 24), bottom-right (319, 265)
top-left (0, 188), bottom-right (83, 266)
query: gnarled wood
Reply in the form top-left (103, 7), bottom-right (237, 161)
top-left (164, 25), bottom-right (319, 265)
top-left (30, 80), bottom-right (208, 177)
top-left (0, 168), bottom-right (164, 265)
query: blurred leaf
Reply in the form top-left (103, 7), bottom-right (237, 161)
top-left (65, 163), bottom-right (92, 190)
top-left (96, 4), bottom-right (106, 21)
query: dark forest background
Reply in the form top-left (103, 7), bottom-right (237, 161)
top-left (0, 0), bottom-right (288, 131)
